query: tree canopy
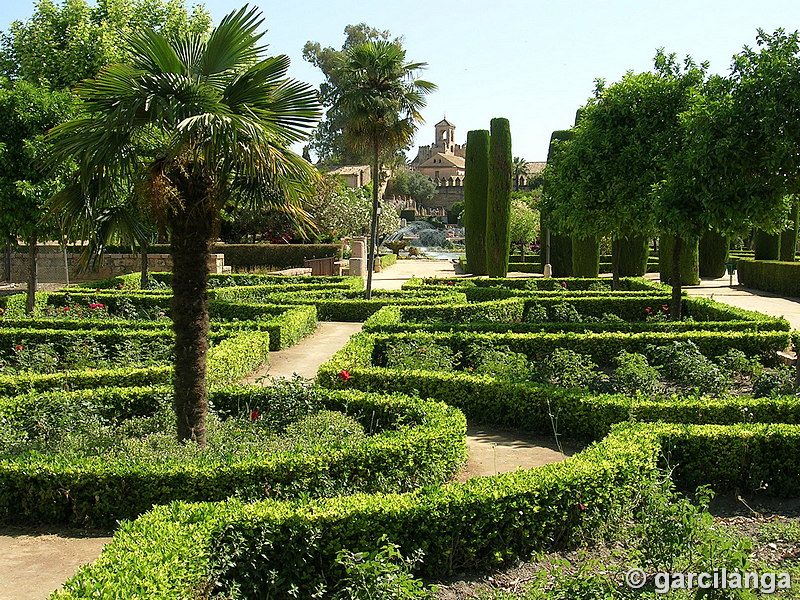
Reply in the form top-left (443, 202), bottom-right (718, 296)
top-left (0, 0), bottom-right (211, 90)
top-left (385, 168), bottom-right (436, 203)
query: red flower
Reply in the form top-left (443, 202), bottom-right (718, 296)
top-left (339, 369), bottom-right (351, 382)
top-left (560, 281), bottom-right (568, 288)
top-left (250, 410), bottom-right (259, 420)
top-left (13, 345), bottom-right (22, 351)
top-left (578, 503), bottom-right (586, 511)
top-left (0, 307), bottom-right (4, 314)
top-left (645, 307), bottom-right (652, 315)
top-left (661, 305), bottom-right (669, 312)
top-left (63, 307), bottom-right (69, 312)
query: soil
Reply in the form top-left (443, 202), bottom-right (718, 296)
top-left (433, 495), bottom-right (800, 599)
top-left (457, 424), bottom-right (582, 481)
top-left (0, 527), bottom-right (112, 600)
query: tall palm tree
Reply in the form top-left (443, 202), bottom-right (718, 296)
top-left (48, 6), bottom-right (321, 445)
top-left (512, 156), bottom-right (529, 191)
top-left (332, 40), bottom-right (435, 298)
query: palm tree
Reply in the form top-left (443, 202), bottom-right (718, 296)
top-left (512, 156), bottom-right (529, 191)
top-left (48, 6), bottom-right (321, 445)
top-left (332, 40), bottom-right (435, 298)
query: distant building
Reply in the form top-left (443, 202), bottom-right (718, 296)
top-left (410, 119), bottom-right (465, 184)
top-left (326, 165), bottom-right (371, 188)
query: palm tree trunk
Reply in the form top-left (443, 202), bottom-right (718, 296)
top-left (365, 136), bottom-right (380, 300)
top-left (26, 234), bottom-right (38, 315)
top-left (169, 198), bottom-right (214, 446)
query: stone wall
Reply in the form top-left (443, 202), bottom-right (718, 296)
top-left (8, 252), bottom-right (227, 283)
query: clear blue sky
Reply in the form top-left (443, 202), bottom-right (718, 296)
top-left (2, 0), bottom-right (798, 161)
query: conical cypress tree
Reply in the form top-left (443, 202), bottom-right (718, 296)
top-left (780, 200), bottom-right (799, 262)
top-left (571, 235), bottom-right (600, 277)
top-left (753, 230), bottom-right (781, 260)
top-left (464, 129), bottom-right (490, 274)
top-left (699, 230), bottom-right (729, 278)
top-left (486, 118), bottom-right (512, 277)
top-left (617, 236), bottom-right (649, 276)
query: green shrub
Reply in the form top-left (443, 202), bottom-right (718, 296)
top-left (386, 337), bottom-right (460, 371)
top-left (751, 366), bottom-right (795, 398)
top-left (648, 341), bottom-right (729, 395)
top-left (537, 349), bottom-right (600, 388)
top-left (0, 387), bottom-right (466, 526)
top-left (608, 351), bottom-right (660, 396)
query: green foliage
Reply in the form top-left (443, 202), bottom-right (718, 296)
top-left (509, 199), bottom-right (539, 256)
top-left (0, 387), bottom-right (466, 526)
top-left (698, 230), bottom-right (729, 277)
top-left (737, 259), bottom-right (800, 297)
top-left (538, 348), bottom-right (600, 388)
top-left (647, 341), bottom-right (728, 395)
top-left (571, 235), bottom-right (600, 277)
top-left (0, 0), bottom-right (211, 89)
top-left (486, 118), bottom-right (512, 277)
top-left (464, 129), bottom-right (490, 275)
top-left (386, 337), bottom-right (460, 371)
top-left (608, 351), bottom-right (661, 396)
top-left (386, 169), bottom-right (436, 203)
top-left (751, 366), bottom-right (795, 398)
top-left (306, 173), bottom-right (400, 240)
top-left (332, 540), bottom-right (435, 600)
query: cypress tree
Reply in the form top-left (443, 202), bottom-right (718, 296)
top-left (571, 235), bottom-right (600, 277)
top-left (780, 199), bottom-right (799, 262)
top-left (617, 236), bottom-right (649, 276)
top-left (753, 230), bottom-right (781, 260)
top-left (660, 235), bottom-right (700, 285)
top-left (699, 230), bottom-right (729, 278)
top-left (486, 118), bottom-right (512, 277)
top-left (463, 129), bottom-right (490, 274)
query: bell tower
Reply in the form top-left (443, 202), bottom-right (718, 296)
top-left (434, 118), bottom-right (455, 154)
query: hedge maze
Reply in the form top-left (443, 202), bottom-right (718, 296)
top-left (1, 274), bottom-right (798, 597)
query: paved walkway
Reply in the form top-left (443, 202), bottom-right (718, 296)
top-left (242, 321), bottom-right (364, 383)
top-left (680, 275), bottom-right (800, 330)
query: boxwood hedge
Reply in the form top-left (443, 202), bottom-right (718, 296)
top-left (0, 387), bottom-right (465, 526)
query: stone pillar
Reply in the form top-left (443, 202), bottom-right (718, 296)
top-left (349, 257), bottom-right (365, 277)
top-left (351, 237), bottom-right (367, 259)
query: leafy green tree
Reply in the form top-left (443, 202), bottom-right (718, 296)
top-left (303, 24), bottom-right (402, 165)
top-left (0, 0), bottom-right (210, 89)
top-left (48, 6), bottom-right (320, 445)
top-left (385, 169), bottom-right (436, 203)
top-left (332, 39), bottom-right (434, 298)
top-left (509, 199), bottom-right (539, 262)
top-left (0, 79), bottom-right (76, 309)
top-left (305, 173), bottom-right (399, 241)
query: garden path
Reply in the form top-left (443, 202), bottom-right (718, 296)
top-left (678, 274), bottom-right (800, 330)
top-left (0, 529), bottom-right (112, 600)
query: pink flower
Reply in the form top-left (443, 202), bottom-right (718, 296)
top-left (14, 345), bottom-right (22, 351)
top-left (339, 369), bottom-right (351, 382)
top-left (560, 281), bottom-right (568, 288)
top-left (661, 305), bottom-right (669, 312)
top-left (63, 307), bottom-right (69, 312)
top-left (645, 307), bottom-right (652, 315)
top-left (157, 311), bottom-right (165, 317)
top-left (250, 410), bottom-right (259, 420)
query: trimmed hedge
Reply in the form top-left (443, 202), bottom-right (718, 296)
top-left (53, 423), bottom-right (659, 598)
top-left (320, 340), bottom-right (800, 440)
top-left (0, 330), bottom-right (271, 394)
top-left (361, 305), bottom-right (789, 335)
top-left (0, 387), bottom-right (466, 526)
top-left (378, 253), bottom-right (397, 269)
top-left (212, 243), bottom-right (342, 268)
top-left (52, 420), bottom-right (800, 598)
top-left (329, 328), bottom-right (789, 373)
top-left (211, 288), bottom-right (467, 321)
top-left (737, 259), bottom-right (800, 297)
